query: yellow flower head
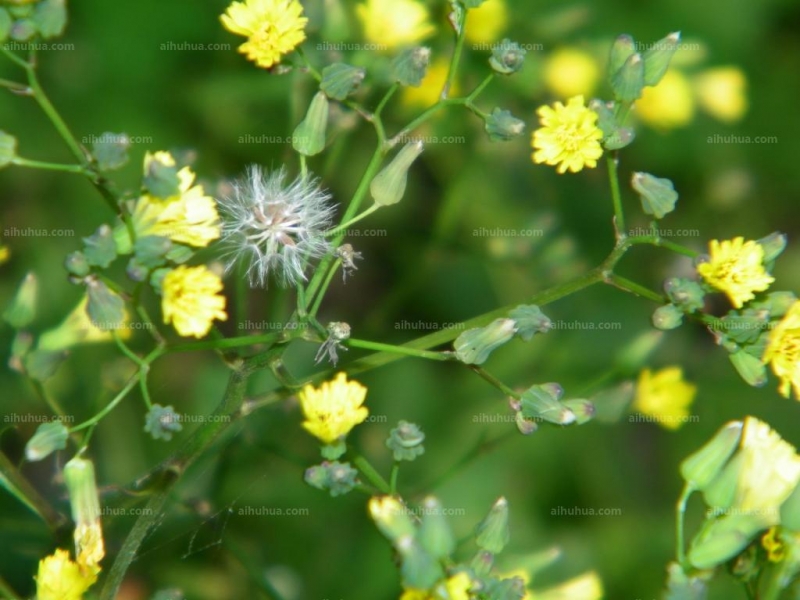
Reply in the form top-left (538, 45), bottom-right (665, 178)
top-left (465, 0), bottom-right (508, 46)
top-left (531, 95), bottom-right (603, 174)
top-left (694, 67), bottom-right (748, 123)
top-left (298, 372), bottom-right (368, 445)
top-left (401, 57), bottom-right (458, 108)
top-left (762, 526), bottom-right (787, 562)
top-left (633, 366), bottom-right (697, 430)
top-left (534, 571), bottom-right (604, 600)
top-left (543, 48), bottom-right (600, 99)
top-left (35, 549), bottom-right (97, 600)
top-left (357, 0), bottom-right (434, 50)
top-left (221, 0), bottom-right (307, 69)
top-left (734, 416), bottom-right (800, 519)
top-left (636, 70), bottom-right (695, 129)
top-left (161, 265), bottom-right (228, 338)
top-left (442, 572), bottom-right (473, 600)
top-left (0, 244), bottom-right (10, 265)
top-left (697, 237), bottom-right (774, 309)
top-left (763, 301), bottom-right (800, 400)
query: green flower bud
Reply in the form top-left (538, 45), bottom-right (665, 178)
top-left (642, 31), bottom-right (681, 86)
top-left (608, 34), bottom-right (636, 80)
top-left (391, 47), bottom-right (431, 87)
top-left (484, 108), bottom-right (525, 142)
top-left (757, 231), bottom-right (787, 265)
top-left (489, 39), bottom-right (526, 75)
top-left (664, 562), bottom-right (711, 600)
top-left (0, 130), bottom-right (18, 168)
top-left (680, 421), bottom-right (743, 491)
top-left (370, 141), bottom-right (424, 207)
top-left (65, 251), bottom-right (91, 278)
top-left (652, 304), bottom-right (683, 330)
top-left (86, 277), bottom-right (125, 331)
top-left (134, 235), bottom-right (172, 269)
top-left (24, 348), bottom-right (68, 382)
top-left (417, 496), bottom-right (455, 559)
top-left (520, 384), bottom-right (575, 425)
top-left (688, 514), bottom-right (762, 570)
top-left (632, 172), bottom-right (679, 219)
top-left (126, 258), bottom-right (149, 282)
top-left (144, 404), bottom-right (183, 441)
top-left (539, 382), bottom-right (565, 401)
top-left (664, 278), bottom-right (705, 313)
top-left (454, 318), bottom-right (516, 365)
top-left (780, 481), bottom-right (800, 531)
top-left (515, 411), bottom-right (538, 435)
top-left (590, 99), bottom-right (617, 137)
top-left (64, 455), bottom-right (105, 568)
top-left (470, 550), bottom-right (494, 577)
top-left (397, 535), bottom-right (444, 590)
top-left (703, 453), bottom-right (744, 511)
top-left (369, 496), bottom-right (416, 545)
top-left (25, 420), bottom-right (69, 461)
top-left (82, 223), bottom-right (117, 268)
top-left (92, 132), bottom-right (130, 172)
top-left (475, 496), bottom-right (510, 554)
top-left (293, 92), bottom-right (329, 156)
top-left (509, 304), bottom-right (552, 341)
top-left (610, 52), bottom-right (644, 102)
top-left (304, 461), bottom-right (359, 497)
top-left (603, 127), bottom-right (635, 150)
top-left (729, 350), bottom-right (768, 388)
top-left (143, 154), bottom-right (181, 199)
top-left (561, 399), bottom-right (595, 425)
top-left (386, 420), bottom-right (425, 462)
top-left (320, 63), bottom-right (366, 101)
top-left (752, 291), bottom-right (797, 319)
top-left (3, 272), bottom-right (37, 329)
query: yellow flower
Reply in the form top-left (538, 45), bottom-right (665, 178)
top-left (402, 57), bottom-right (459, 108)
top-left (133, 152), bottom-right (220, 248)
top-left (542, 48), bottom-right (600, 99)
top-left (357, 0), bottom-right (434, 50)
top-left (763, 301), bottom-right (800, 400)
top-left (762, 526), bottom-right (787, 562)
top-left (35, 549), bottom-right (97, 600)
top-left (443, 572), bottom-right (472, 600)
top-left (532, 571), bottom-right (603, 600)
top-left (400, 590), bottom-right (430, 600)
top-left (531, 95), bottom-right (603, 174)
top-left (220, 0), bottom-right (307, 69)
top-left (0, 244), bottom-right (9, 264)
top-left (161, 265), bottom-right (227, 338)
top-left (694, 67), bottom-right (748, 123)
top-left (635, 70), bottom-right (695, 129)
top-left (633, 366), bottom-right (697, 430)
top-left (697, 237), bottom-right (774, 309)
top-left (298, 372), bottom-right (368, 445)
top-left (465, 0), bottom-right (508, 46)
top-left (734, 417), bottom-right (800, 521)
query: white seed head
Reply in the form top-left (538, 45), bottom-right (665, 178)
top-left (218, 166), bottom-right (335, 287)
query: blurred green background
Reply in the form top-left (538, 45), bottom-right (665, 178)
top-left (2, 0), bottom-right (800, 598)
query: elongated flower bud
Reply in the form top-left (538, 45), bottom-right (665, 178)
top-left (64, 456), bottom-right (104, 571)
top-left (370, 141), bottom-right (424, 207)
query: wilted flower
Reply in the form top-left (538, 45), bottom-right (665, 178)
top-left (763, 300), bottom-right (800, 400)
top-left (633, 366), bottom-right (697, 430)
top-left (531, 95), bottom-right (604, 174)
top-left (697, 237), bottom-right (774, 309)
top-left (219, 166), bottom-right (335, 288)
top-left (161, 265), bottom-right (228, 338)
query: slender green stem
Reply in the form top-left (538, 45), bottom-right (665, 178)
top-left (308, 259), bottom-right (341, 318)
top-left (347, 338), bottom-right (453, 362)
top-left (0, 77), bottom-right (27, 92)
top-left (325, 203), bottom-right (381, 238)
top-left (467, 74), bottom-right (494, 102)
top-left (165, 331), bottom-right (285, 353)
top-left (0, 575), bottom-right (20, 600)
top-left (295, 47), bottom-right (321, 81)
top-left (375, 83), bottom-right (399, 118)
top-left (606, 273), bottom-right (665, 304)
top-left (69, 373), bottom-right (141, 432)
top-left (0, 47), bottom-right (30, 70)
top-left (299, 153), bottom-right (307, 179)
top-left (0, 451), bottom-right (66, 532)
top-left (676, 483), bottom-right (694, 568)
top-left (442, 8), bottom-right (468, 99)
top-left (10, 157), bottom-right (88, 174)
top-left (389, 462), bottom-right (400, 495)
top-left (351, 453), bottom-right (390, 494)
top-left (469, 366), bottom-right (521, 399)
top-left (606, 154), bottom-right (626, 239)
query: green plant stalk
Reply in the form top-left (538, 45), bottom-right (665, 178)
top-left (390, 462), bottom-right (400, 495)
top-left (347, 338), bottom-right (453, 362)
top-left (676, 483), bottom-right (694, 568)
top-left (351, 453), bottom-right (390, 494)
top-left (442, 6), bottom-right (468, 99)
top-left (0, 451), bottom-right (66, 532)
top-left (607, 154), bottom-right (626, 238)
top-left (469, 366), bottom-right (521, 399)
top-left (309, 258), bottom-right (341, 318)
top-left (607, 273), bottom-right (666, 303)
top-left (325, 203), bottom-right (381, 238)
top-left (11, 157), bottom-right (88, 174)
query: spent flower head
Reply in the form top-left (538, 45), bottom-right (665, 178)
top-left (763, 300), bottom-right (800, 400)
top-left (531, 95), bottom-right (604, 174)
top-left (220, 0), bottom-right (307, 69)
top-left (697, 237), bottom-right (774, 309)
top-left (219, 166), bottom-right (335, 288)
top-left (35, 549), bottom-right (97, 600)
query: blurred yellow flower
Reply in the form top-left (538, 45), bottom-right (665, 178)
top-left (35, 549), bottom-right (97, 600)
top-left (697, 237), bottom-right (774, 309)
top-left (443, 572), bottom-right (472, 600)
top-left (0, 244), bottom-right (9, 264)
top-left (762, 527), bottom-right (786, 562)
top-left (763, 300), bottom-right (800, 400)
top-left (161, 265), bottom-right (227, 338)
top-left (220, 0), bottom-right (307, 68)
top-left (299, 372), bottom-right (368, 445)
top-left (735, 416), bottom-right (800, 520)
top-left (531, 95), bottom-right (603, 174)
top-left (532, 571), bottom-right (603, 600)
top-left (465, 0), bottom-right (508, 46)
top-left (402, 57), bottom-right (458, 107)
top-left (543, 48), bottom-right (600, 99)
top-left (635, 70), bottom-right (695, 129)
top-left (633, 366), bottom-right (697, 430)
top-left (400, 590), bottom-right (429, 600)
top-left (357, 0), bottom-right (434, 50)
top-left (694, 67), bottom-right (748, 123)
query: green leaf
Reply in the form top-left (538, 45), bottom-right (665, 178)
top-left (82, 224), bottom-right (117, 268)
top-left (32, 0), bottom-right (67, 39)
top-left (92, 132), bottom-right (130, 171)
top-left (0, 130), bottom-right (17, 168)
top-left (86, 278), bottom-right (125, 330)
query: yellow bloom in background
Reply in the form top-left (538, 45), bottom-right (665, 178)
top-left (298, 372), bottom-right (368, 444)
top-left (694, 67), bottom-right (748, 123)
top-left (762, 527), bottom-right (787, 562)
top-left (35, 549), bottom-right (97, 600)
top-left (633, 366), bottom-right (697, 430)
top-left (734, 416), bottom-right (800, 520)
top-left (532, 571), bottom-right (603, 600)
top-left (697, 237), bottom-right (774, 309)
top-left (221, 0), bottom-right (307, 68)
top-left (38, 295), bottom-right (131, 351)
top-left (763, 301), bottom-right (800, 400)
top-left (464, 0), bottom-right (508, 46)
top-left (357, 0), bottom-right (434, 50)
top-left (402, 57), bottom-right (457, 108)
top-left (0, 244), bottom-right (9, 264)
top-left (635, 70), bottom-right (695, 129)
top-left (531, 95), bottom-right (603, 174)
top-left (443, 572), bottom-right (473, 600)
top-left (161, 265), bottom-right (227, 338)
top-left (542, 48), bottom-right (600, 99)
top-left (400, 589), bottom-right (429, 600)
